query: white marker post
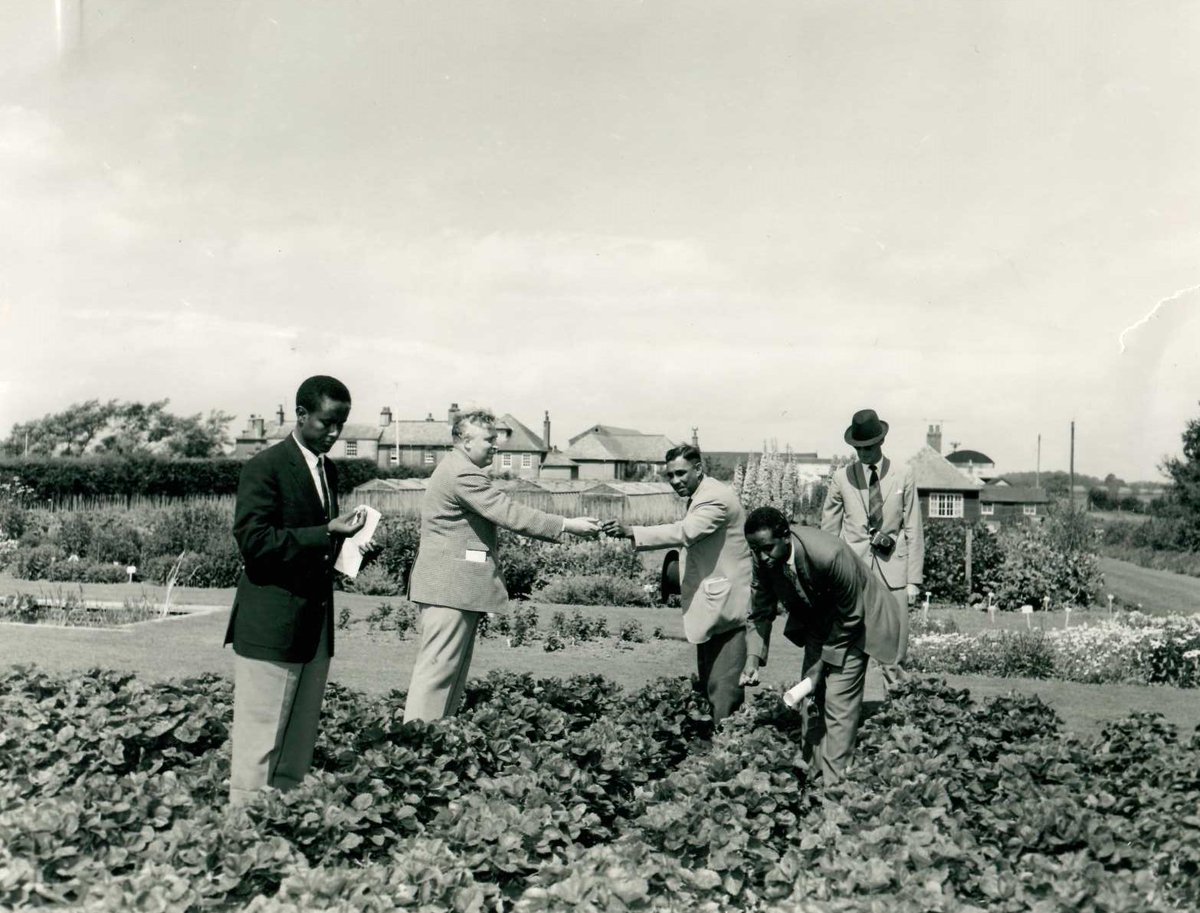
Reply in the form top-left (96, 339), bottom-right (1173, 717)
top-left (1064, 605), bottom-right (1071, 629)
top-left (1107, 593), bottom-right (1114, 616)
top-left (1021, 604), bottom-right (1034, 630)
top-left (922, 591), bottom-right (930, 628)
top-left (986, 590), bottom-right (995, 626)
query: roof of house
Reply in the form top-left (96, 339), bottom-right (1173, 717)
top-left (946, 449), bottom-right (994, 465)
top-left (980, 485), bottom-right (1050, 504)
top-left (567, 424), bottom-right (642, 443)
top-left (566, 427), bottom-right (677, 463)
top-left (494, 413), bottom-right (548, 452)
top-left (540, 450), bottom-right (579, 468)
top-left (383, 421), bottom-right (453, 447)
top-left (907, 446), bottom-right (983, 492)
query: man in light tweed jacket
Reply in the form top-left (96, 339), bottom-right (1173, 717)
top-left (604, 444), bottom-right (752, 723)
top-left (403, 408), bottom-right (601, 722)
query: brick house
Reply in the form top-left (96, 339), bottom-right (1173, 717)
top-left (908, 426), bottom-right (983, 521)
top-left (564, 424), bottom-right (677, 481)
top-left (492, 412), bottom-right (550, 480)
top-left (979, 479), bottom-right (1050, 527)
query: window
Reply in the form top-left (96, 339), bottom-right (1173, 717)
top-left (1023, 505), bottom-right (1037, 516)
top-left (521, 453), bottom-right (533, 469)
top-left (980, 502), bottom-right (994, 516)
top-left (501, 454), bottom-right (513, 469)
top-left (424, 451), bottom-right (435, 465)
top-left (929, 493), bottom-right (963, 519)
top-left (345, 441), bottom-right (357, 457)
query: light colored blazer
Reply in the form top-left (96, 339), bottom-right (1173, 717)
top-left (630, 475), bottom-right (752, 645)
top-left (821, 456), bottom-right (924, 590)
top-left (408, 449), bottom-right (564, 614)
top-left (747, 527), bottom-right (907, 670)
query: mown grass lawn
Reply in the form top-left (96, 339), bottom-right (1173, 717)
top-left (3, 573), bottom-right (1198, 740)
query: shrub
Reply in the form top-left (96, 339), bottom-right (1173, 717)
top-left (44, 560), bottom-right (129, 584)
top-left (141, 548), bottom-right (241, 588)
top-left (144, 501), bottom-right (235, 558)
top-left (994, 510), bottom-right (1103, 608)
top-left (617, 619), bottom-right (646, 642)
top-left (342, 564), bottom-right (402, 597)
top-left (12, 544), bottom-right (64, 580)
top-left (922, 520), bottom-right (1003, 603)
top-left (368, 516), bottom-right (421, 591)
top-left (498, 534), bottom-right (649, 599)
top-left (534, 574), bottom-right (652, 607)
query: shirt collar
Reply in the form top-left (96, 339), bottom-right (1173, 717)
top-left (291, 431), bottom-right (322, 469)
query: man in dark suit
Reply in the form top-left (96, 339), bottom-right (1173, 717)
top-left (740, 506), bottom-right (907, 781)
top-left (225, 375), bottom-right (366, 806)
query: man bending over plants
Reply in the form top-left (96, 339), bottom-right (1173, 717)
top-left (741, 506), bottom-right (907, 780)
top-left (603, 445), bottom-right (752, 724)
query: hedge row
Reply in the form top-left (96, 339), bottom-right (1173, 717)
top-left (0, 455), bottom-right (423, 500)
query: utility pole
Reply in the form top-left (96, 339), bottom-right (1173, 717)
top-left (56, 0), bottom-right (83, 60)
top-left (1036, 433), bottom-right (1041, 489)
top-left (1069, 421), bottom-right (1076, 509)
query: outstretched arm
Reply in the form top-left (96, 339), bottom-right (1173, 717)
top-left (455, 468), bottom-right (567, 541)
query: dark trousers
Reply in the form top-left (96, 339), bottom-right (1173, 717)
top-left (697, 626), bottom-right (747, 724)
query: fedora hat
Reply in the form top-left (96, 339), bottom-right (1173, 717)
top-left (844, 409), bottom-right (889, 447)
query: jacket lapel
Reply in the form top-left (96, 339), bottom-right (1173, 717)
top-left (283, 435), bottom-right (326, 521)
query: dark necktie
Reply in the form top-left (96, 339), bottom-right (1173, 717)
top-left (317, 456), bottom-right (333, 522)
top-left (868, 464), bottom-right (883, 531)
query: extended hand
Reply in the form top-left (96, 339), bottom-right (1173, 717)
top-left (329, 509), bottom-right (367, 537)
top-left (739, 656), bottom-right (761, 687)
top-left (601, 520), bottom-right (631, 539)
top-left (563, 517), bottom-right (602, 538)
top-left (907, 584), bottom-right (921, 607)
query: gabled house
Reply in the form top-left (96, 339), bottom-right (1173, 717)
top-left (234, 405), bottom-right (387, 463)
top-left (907, 442), bottom-right (983, 521)
top-left (491, 412), bottom-right (550, 480)
top-left (565, 424), bottom-right (677, 481)
top-left (979, 479), bottom-right (1050, 527)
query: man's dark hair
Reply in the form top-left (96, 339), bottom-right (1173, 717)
top-left (296, 375), bottom-right (351, 412)
top-left (665, 443), bottom-right (702, 465)
top-left (744, 506), bottom-right (791, 539)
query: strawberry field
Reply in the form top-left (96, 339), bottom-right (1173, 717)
top-left (2, 667), bottom-right (1199, 913)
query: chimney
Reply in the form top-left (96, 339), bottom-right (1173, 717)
top-left (380, 406), bottom-right (392, 427)
top-left (425, 412), bottom-right (434, 422)
top-left (691, 426), bottom-right (700, 449)
top-left (543, 411), bottom-right (551, 449)
top-left (927, 424), bottom-right (942, 453)
top-left (276, 404), bottom-right (285, 426)
top-left (448, 402), bottom-right (460, 425)
top-left (253, 415), bottom-right (265, 438)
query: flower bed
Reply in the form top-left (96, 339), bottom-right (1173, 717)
top-left (909, 611), bottom-right (1200, 687)
top-left (2, 669), bottom-right (1199, 912)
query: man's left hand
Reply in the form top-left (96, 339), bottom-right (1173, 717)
top-left (907, 584), bottom-right (921, 607)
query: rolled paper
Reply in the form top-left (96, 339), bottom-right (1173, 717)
top-left (783, 677), bottom-right (814, 709)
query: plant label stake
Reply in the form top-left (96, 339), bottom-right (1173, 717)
top-left (1107, 593), bottom-right (1114, 616)
top-left (922, 591), bottom-right (930, 627)
top-left (1064, 606), bottom-right (1071, 629)
top-left (1021, 604), bottom-right (1033, 630)
top-left (986, 591), bottom-right (995, 626)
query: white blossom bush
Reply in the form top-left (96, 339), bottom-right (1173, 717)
top-left (909, 612), bottom-right (1200, 687)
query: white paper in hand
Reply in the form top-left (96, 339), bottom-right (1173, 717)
top-left (783, 677), bottom-right (815, 710)
top-left (333, 505), bottom-right (381, 578)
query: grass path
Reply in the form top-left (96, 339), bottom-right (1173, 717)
top-left (1100, 555), bottom-right (1200, 614)
top-left (3, 579), bottom-right (1197, 739)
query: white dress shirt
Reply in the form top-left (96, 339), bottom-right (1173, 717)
top-left (292, 432), bottom-right (330, 511)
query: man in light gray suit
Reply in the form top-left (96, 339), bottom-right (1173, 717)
top-left (403, 408), bottom-right (601, 722)
top-left (604, 445), bottom-right (752, 723)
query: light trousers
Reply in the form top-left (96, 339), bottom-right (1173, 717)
top-left (814, 643), bottom-right (869, 781)
top-left (403, 604), bottom-right (481, 723)
top-left (229, 616), bottom-right (330, 806)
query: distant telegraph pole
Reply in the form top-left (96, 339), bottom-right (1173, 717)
top-left (1036, 433), bottom-right (1041, 489)
top-left (1069, 420), bottom-right (1076, 508)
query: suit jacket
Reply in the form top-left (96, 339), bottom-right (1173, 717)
top-left (407, 448), bottom-right (565, 614)
top-left (821, 456), bottom-right (924, 590)
top-left (224, 435), bottom-right (342, 663)
top-left (629, 475), bottom-right (752, 645)
top-left (746, 527), bottom-right (907, 670)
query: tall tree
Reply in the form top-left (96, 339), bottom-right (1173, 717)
top-left (1160, 404), bottom-right (1200, 543)
top-left (3, 400), bottom-right (233, 459)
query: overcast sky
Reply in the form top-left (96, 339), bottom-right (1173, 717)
top-left (1, 1), bottom-right (1197, 481)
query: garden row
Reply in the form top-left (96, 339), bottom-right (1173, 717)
top-left (908, 611), bottom-right (1200, 688)
top-left (1, 498), bottom-right (1108, 609)
top-left (1, 668), bottom-right (1198, 912)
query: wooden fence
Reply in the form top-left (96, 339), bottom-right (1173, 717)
top-left (39, 494), bottom-right (238, 513)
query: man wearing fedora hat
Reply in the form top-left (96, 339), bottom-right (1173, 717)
top-left (821, 409), bottom-right (922, 689)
